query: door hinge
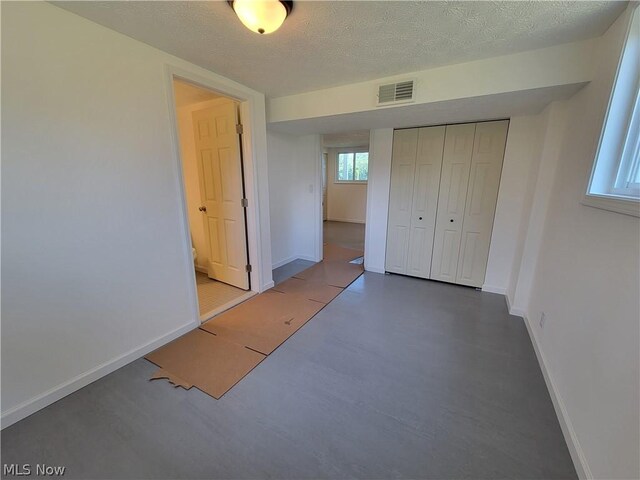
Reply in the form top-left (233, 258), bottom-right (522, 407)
top-left (245, 264), bottom-right (252, 273)
top-left (241, 198), bottom-right (248, 208)
top-left (236, 124), bottom-right (244, 135)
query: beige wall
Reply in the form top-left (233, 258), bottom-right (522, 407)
top-left (326, 147), bottom-right (368, 224)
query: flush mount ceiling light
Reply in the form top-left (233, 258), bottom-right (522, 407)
top-left (229, 0), bottom-right (293, 35)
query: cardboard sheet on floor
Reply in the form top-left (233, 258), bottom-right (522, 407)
top-left (146, 329), bottom-right (265, 399)
top-left (150, 368), bottom-right (194, 390)
top-left (323, 243), bottom-right (364, 262)
top-left (293, 261), bottom-right (364, 288)
top-left (200, 291), bottom-right (325, 355)
top-left (271, 277), bottom-right (343, 304)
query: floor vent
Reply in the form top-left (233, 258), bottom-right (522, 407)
top-left (377, 80), bottom-right (415, 106)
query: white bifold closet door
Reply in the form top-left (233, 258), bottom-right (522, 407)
top-left (386, 120), bottom-right (508, 288)
top-left (385, 126), bottom-right (445, 277)
top-left (429, 123), bottom-right (476, 283)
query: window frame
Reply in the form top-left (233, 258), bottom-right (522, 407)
top-left (335, 149), bottom-right (369, 184)
top-left (584, 5), bottom-right (640, 217)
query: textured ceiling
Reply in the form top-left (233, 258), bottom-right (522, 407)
top-left (55, 1), bottom-right (626, 97)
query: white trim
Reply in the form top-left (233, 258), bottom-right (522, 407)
top-left (585, 5), bottom-right (640, 208)
top-left (581, 193), bottom-right (640, 217)
top-left (481, 284), bottom-right (507, 295)
top-left (326, 217), bottom-right (366, 224)
top-left (164, 65), bottom-right (272, 295)
top-left (505, 292), bottom-right (527, 318)
top-left (163, 67), bottom-right (203, 332)
top-left (505, 290), bottom-right (527, 317)
top-left (505, 291), bottom-right (515, 316)
top-left (194, 264), bottom-right (208, 275)
top-left (272, 254), bottom-right (318, 270)
top-left (313, 136), bottom-right (324, 263)
top-left (364, 266), bottom-right (385, 274)
top-left (523, 314), bottom-right (592, 479)
top-left (272, 255), bottom-right (300, 269)
top-left (0, 322), bottom-right (196, 429)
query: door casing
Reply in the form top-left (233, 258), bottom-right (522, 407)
top-left (164, 65), bottom-right (268, 327)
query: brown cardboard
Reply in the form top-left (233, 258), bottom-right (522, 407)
top-left (200, 290), bottom-right (325, 355)
top-left (323, 243), bottom-right (364, 262)
top-left (271, 277), bottom-right (343, 304)
top-left (145, 329), bottom-right (265, 399)
top-left (150, 369), bottom-right (193, 390)
top-left (292, 261), bottom-right (364, 288)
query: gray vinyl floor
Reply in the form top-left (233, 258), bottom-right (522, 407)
top-left (323, 220), bottom-right (365, 250)
top-left (1, 264), bottom-right (576, 479)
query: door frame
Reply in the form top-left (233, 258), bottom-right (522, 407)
top-left (164, 65), bottom-right (271, 326)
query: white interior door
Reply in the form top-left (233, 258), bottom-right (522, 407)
top-left (456, 120), bottom-right (508, 287)
top-left (192, 101), bottom-right (249, 290)
top-left (430, 123), bottom-right (476, 283)
top-left (405, 126), bottom-right (446, 278)
top-left (385, 129), bottom-right (418, 274)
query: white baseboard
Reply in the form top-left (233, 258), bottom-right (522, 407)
top-left (261, 281), bottom-right (275, 291)
top-left (272, 255), bottom-right (299, 269)
top-left (326, 217), bottom-right (365, 224)
top-left (523, 314), bottom-right (592, 479)
top-left (272, 255), bottom-right (318, 270)
top-left (0, 321), bottom-right (196, 430)
top-left (482, 284), bottom-right (507, 295)
top-left (364, 265), bottom-right (385, 274)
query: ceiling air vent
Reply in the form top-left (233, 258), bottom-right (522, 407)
top-left (376, 80), bottom-right (415, 106)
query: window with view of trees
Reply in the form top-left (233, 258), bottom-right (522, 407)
top-left (337, 151), bottom-right (369, 182)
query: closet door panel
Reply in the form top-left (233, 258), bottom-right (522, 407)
top-left (456, 120), bottom-right (508, 287)
top-left (430, 123), bottom-right (476, 283)
top-left (406, 126), bottom-right (445, 278)
top-left (385, 129), bottom-right (418, 274)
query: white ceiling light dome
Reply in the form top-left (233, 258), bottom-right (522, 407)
top-left (230, 0), bottom-right (293, 35)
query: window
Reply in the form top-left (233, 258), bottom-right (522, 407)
top-left (585, 6), bottom-right (640, 216)
top-left (337, 151), bottom-right (368, 182)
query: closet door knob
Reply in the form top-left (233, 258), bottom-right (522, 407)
top-left (419, 216), bottom-right (423, 220)
top-left (199, 206), bottom-right (207, 212)
top-left (450, 219), bottom-right (454, 223)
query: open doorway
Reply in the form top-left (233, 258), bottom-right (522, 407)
top-left (173, 79), bottom-right (254, 320)
top-left (321, 131), bottom-right (370, 261)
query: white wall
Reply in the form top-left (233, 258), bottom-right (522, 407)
top-left (267, 130), bottom-right (322, 267)
top-left (268, 39), bottom-right (595, 125)
top-left (2, 2), bottom-right (271, 427)
top-left (176, 97), bottom-right (234, 272)
top-left (515, 7), bottom-right (640, 479)
top-left (483, 115), bottom-right (543, 294)
top-left (364, 129), bottom-right (394, 274)
top-left (326, 147), bottom-right (368, 223)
